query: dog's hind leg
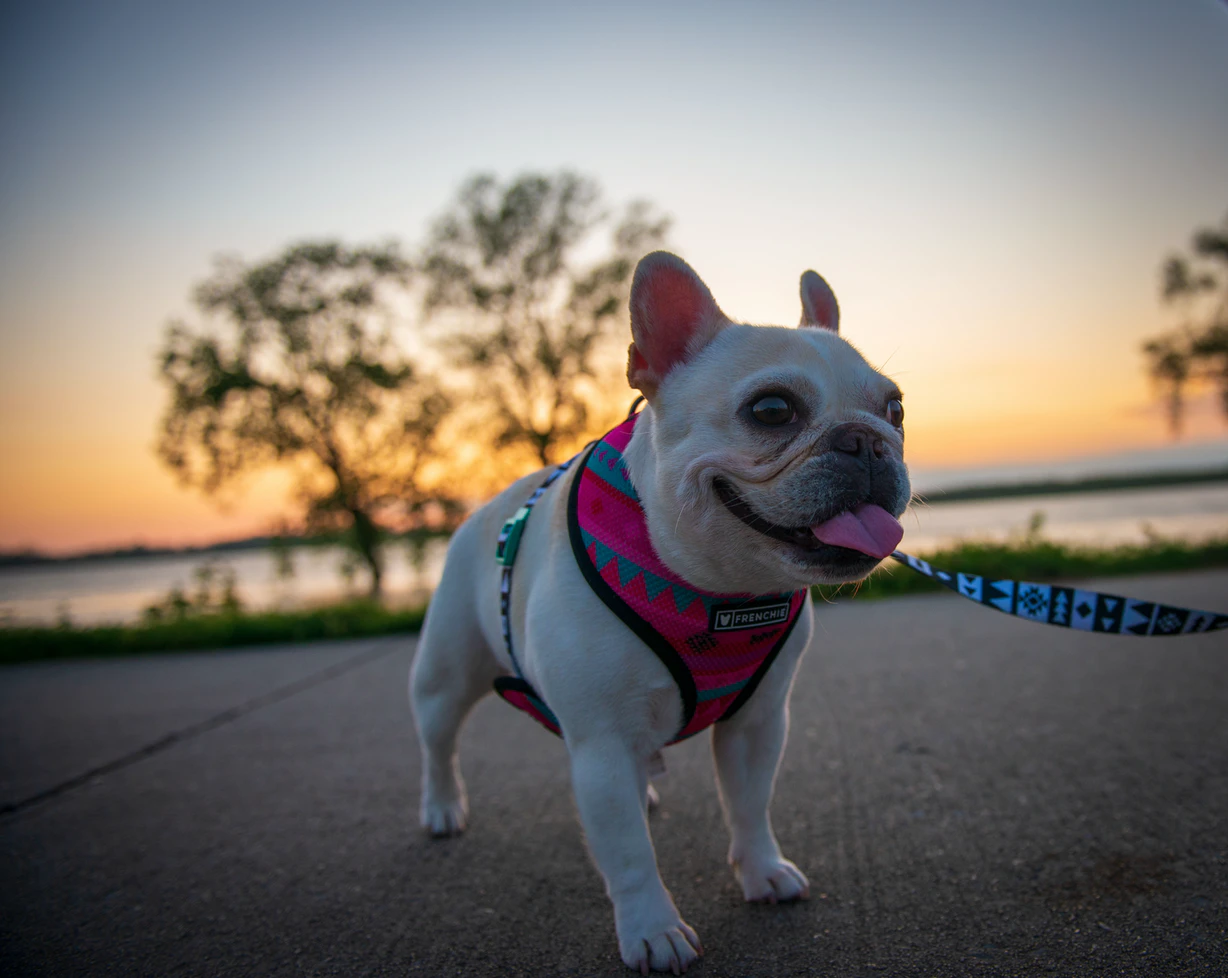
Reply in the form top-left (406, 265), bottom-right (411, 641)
top-left (410, 534), bottom-right (502, 837)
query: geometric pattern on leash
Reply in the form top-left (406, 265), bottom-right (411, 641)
top-left (890, 551), bottom-right (1228, 636)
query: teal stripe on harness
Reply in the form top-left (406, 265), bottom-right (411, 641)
top-left (696, 679), bottom-right (750, 702)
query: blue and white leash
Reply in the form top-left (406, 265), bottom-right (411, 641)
top-left (890, 551), bottom-right (1228, 636)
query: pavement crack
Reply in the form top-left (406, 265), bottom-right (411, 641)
top-left (1, 639), bottom-right (401, 819)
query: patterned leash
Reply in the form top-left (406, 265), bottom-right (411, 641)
top-left (890, 551), bottom-right (1228, 636)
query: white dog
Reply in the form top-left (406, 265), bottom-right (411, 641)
top-left (410, 252), bottom-right (910, 973)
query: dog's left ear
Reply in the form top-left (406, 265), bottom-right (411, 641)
top-left (799, 270), bottom-right (839, 332)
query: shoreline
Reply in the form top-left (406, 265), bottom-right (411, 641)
top-left (5, 534), bottom-right (1227, 665)
top-left (6, 467), bottom-right (1228, 568)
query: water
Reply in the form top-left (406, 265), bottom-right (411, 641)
top-left (3, 484), bottom-right (1227, 625)
top-left (899, 484), bottom-right (1228, 552)
top-left (0, 539), bottom-right (450, 627)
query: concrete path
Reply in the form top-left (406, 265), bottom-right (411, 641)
top-left (3, 571), bottom-right (1227, 977)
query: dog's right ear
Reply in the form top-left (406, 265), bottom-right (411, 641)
top-left (799, 270), bottom-right (839, 332)
top-left (627, 251), bottom-right (727, 401)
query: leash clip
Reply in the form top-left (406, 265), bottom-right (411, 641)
top-left (496, 506), bottom-right (532, 566)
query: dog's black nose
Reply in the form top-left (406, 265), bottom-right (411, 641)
top-left (830, 423), bottom-right (884, 460)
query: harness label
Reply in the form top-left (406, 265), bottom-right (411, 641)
top-left (709, 599), bottom-right (792, 633)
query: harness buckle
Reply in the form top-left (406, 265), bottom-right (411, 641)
top-left (495, 506), bottom-right (531, 566)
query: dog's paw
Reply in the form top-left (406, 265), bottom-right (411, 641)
top-left (733, 856), bottom-right (810, 904)
top-left (618, 919), bottom-right (702, 975)
top-left (420, 791), bottom-right (468, 837)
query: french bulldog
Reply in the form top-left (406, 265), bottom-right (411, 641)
top-left (410, 251), bottom-right (910, 973)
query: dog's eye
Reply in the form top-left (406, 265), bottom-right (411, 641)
top-left (887, 399), bottom-right (904, 427)
top-left (751, 395), bottom-right (796, 426)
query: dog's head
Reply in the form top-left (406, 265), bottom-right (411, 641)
top-left (621, 251), bottom-right (911, 593)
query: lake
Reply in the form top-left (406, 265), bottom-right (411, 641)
top-left (3, 483), bottom-right (1227, 626)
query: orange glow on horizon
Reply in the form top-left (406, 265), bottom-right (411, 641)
top-left (4, 382), bottom-right (1225, 555)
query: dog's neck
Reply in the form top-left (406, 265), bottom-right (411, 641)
top-left (619, 404), bottom-right (734, 593)
top-left (619, 403), bottom-right (656, 503)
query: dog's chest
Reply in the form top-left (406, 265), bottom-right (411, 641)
top-left (495, 416), bottom-right (807, 743)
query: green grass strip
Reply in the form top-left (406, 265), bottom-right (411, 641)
top-left (0, 601), bottom-right (426, 666)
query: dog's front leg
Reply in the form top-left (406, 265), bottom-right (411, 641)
top-left (712, 707), bottom-right (810, 903)
top-left (570, 739), bottom-right (702, 974)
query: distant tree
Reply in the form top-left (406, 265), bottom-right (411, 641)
top-left (156, 242), bottom-right (451, 597)
top-left (418, 172), bottom-right (670, 467)
top-left (1142, 213), bottom-right (1228, 433)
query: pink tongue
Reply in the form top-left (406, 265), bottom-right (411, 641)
top-left (811, 503), bottom-right (903, 559)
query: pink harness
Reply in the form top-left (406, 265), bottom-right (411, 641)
top-left (494, 413), bottom-right (807, 743)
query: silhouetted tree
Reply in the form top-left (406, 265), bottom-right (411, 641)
top-left (156, 242), bottom-right (451, 597)
top-left (419, 172), bottom-right (669, 467)
top-left (1143, 213), bottom-right (1228, 433)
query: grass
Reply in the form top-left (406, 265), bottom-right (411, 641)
top-left (0, 600), bottom-right (426, 666)
top-left (815, 534), bottom-right (1228, 603)
top-left (4, 534), bottom-right (1228, 665)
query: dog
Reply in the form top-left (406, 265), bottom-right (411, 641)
top-left (410, 251), bottom-right (910, 973)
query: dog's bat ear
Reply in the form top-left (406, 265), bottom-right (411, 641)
top-left (627, 251), bottom-right (727, 400)
top-left (799, 270), bottom-right (839, 332)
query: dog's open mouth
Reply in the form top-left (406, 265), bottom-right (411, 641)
top-left (714, 478), bottom-right (903, 560)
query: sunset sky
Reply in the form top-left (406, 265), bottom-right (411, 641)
top-left (2, 0), bottom-right (1227, 554)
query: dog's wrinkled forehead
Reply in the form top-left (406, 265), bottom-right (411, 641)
top-left (655, 324), bottom-right (888, 429)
